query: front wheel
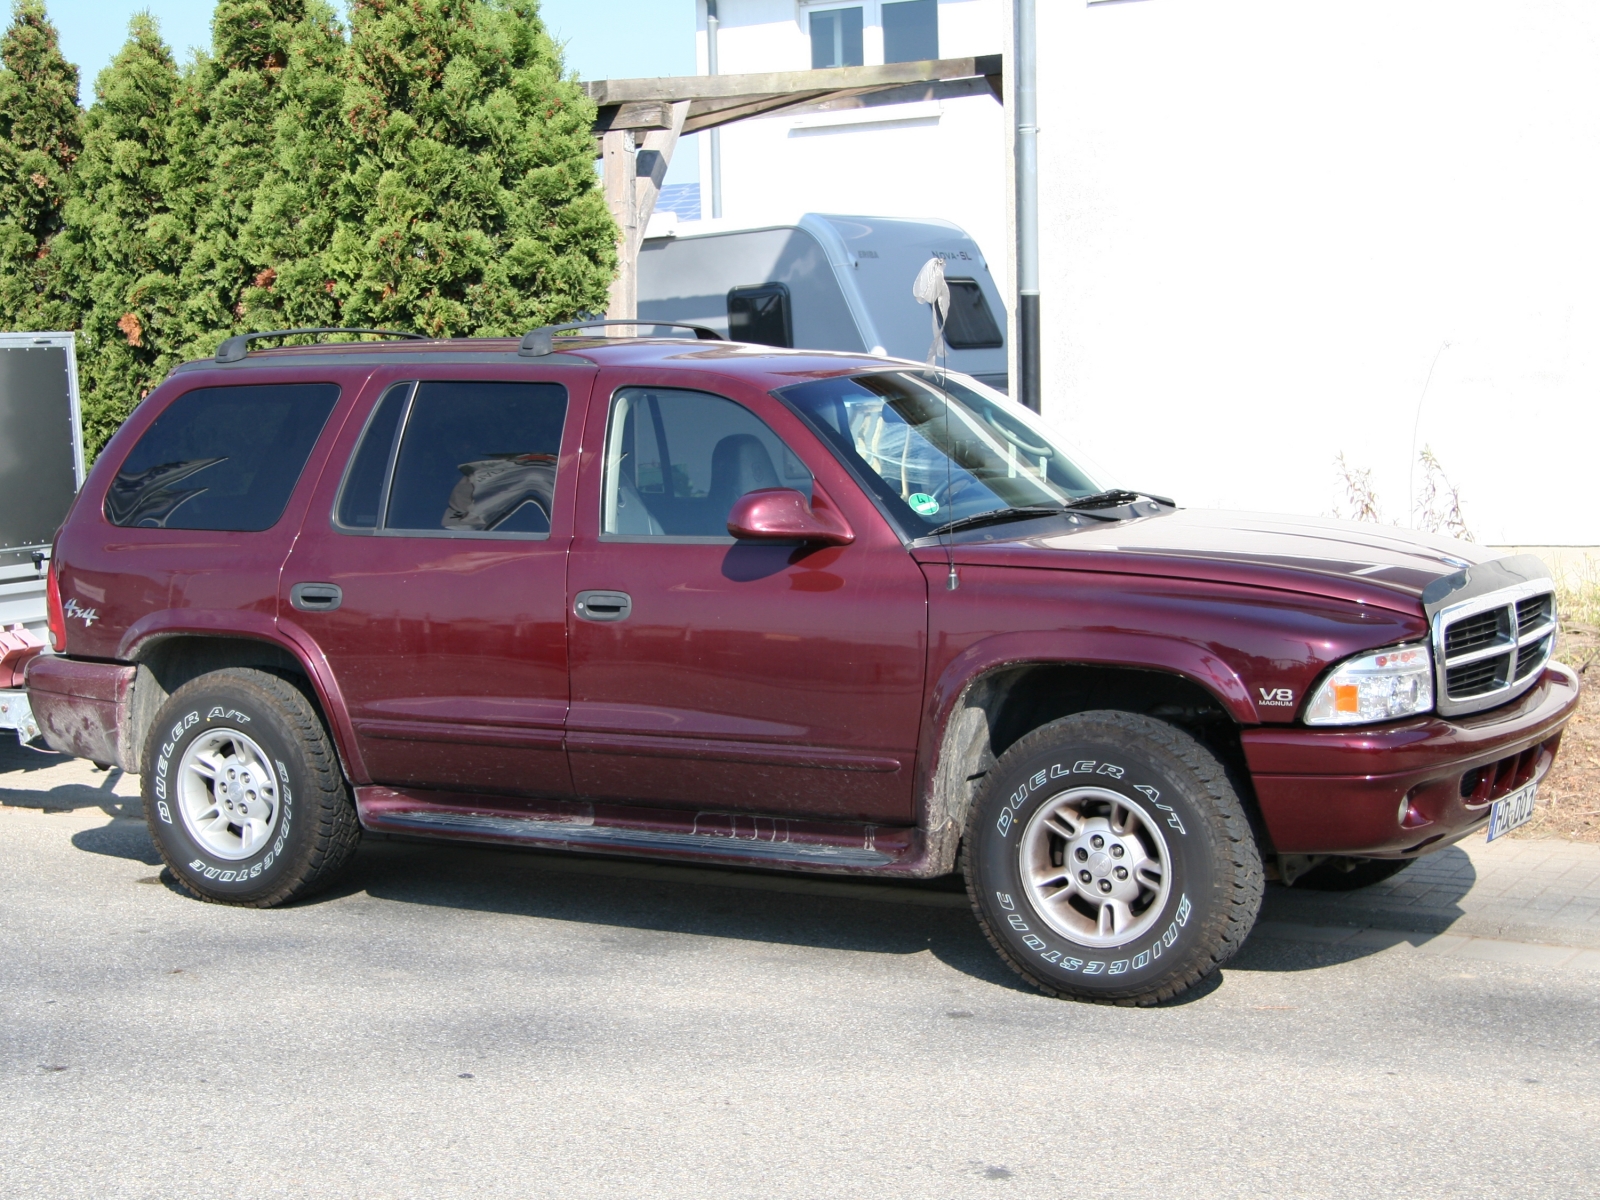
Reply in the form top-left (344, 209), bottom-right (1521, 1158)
top-left (142, 668), bottom-right (360, 907)
top-left (963, 711), bottom-right (1263, 1005)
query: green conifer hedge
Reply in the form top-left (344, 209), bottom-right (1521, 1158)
top-left (0, 0), bottom-right (81, 333)
top-left (0, 0), bottom-right (615, 460)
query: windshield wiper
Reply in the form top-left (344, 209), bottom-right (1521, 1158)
top-left (1063, 489), bottom-right (1175, 511)
top-left (925, 506), bottom-right (1077, 537)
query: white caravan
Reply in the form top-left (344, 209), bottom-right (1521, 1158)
top-left (637, 213), bottom-right (1010, 392)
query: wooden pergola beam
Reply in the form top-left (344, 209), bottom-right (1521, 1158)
top-left (585, 55), bottom-right (1000, 106)
top-left (583, 55), bottom-right (1003, 320)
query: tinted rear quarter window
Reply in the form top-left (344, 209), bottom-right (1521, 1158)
top-left (105, 383), bottom-right (341, 531)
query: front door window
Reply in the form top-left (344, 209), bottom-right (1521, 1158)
top-left (601, 387), bottom-right (813, 538)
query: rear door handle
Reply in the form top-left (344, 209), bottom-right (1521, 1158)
top-left (574, 590), bottom-right (632, 622)
top-left (289, 582), bottom-right (343, 612)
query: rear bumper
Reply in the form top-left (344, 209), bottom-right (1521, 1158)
top-left (25, 655), bottom-right (138, 770)
top-left (1243, 664), bottom-right (1580, 857)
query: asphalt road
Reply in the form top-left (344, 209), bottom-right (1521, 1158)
top-left (2, 745), bottom-right (1597, 1199)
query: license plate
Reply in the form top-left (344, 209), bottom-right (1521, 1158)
top-left (1487, 782), bottom-right (1538, 841)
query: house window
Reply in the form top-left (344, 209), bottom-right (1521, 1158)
top-left (810, 6), bottom-right (864, 68)
top-left (883, 0), bottom-right (938, 63)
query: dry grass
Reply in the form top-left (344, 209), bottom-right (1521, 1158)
top-left (1513, 576), bottom-right (1598, 842)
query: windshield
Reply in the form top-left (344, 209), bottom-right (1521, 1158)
top-left (775, 370), bottom-right (1106, 537)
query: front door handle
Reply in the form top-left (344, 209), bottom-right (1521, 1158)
top-left (289, 582), bottom-right (343, 612)
top-left (574, 590), bottom-right (632, 622)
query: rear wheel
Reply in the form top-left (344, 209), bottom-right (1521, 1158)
top-left (142, 668), bottom-right (359, 907)
top-left (963, 711), bottom-right (1263, 1005)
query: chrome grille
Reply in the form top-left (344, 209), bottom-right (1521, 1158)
top-left (1446, 657), bottom-right (1505, 698)
top-left (1516, 594), bottom-right (1553, 630)
top-left (1432, 581), bottom-right (1557, 717)
top-left (1444, 610), bottom-right (1505, 657)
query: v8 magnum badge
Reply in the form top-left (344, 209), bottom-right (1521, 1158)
top-left (1258, 687), bottom-right (1295, 707)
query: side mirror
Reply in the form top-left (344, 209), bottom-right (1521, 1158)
top-left (727, 488), bottom-right (854, 546)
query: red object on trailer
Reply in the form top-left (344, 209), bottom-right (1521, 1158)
top-left (0, 623), bottom-right (43, 689)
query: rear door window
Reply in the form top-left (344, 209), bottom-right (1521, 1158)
top-left (105, 383), bottom-right (340, 531)
top-left (337, 380), bottom-right (569, 537)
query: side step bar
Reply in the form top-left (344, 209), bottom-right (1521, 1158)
top-left (355, 786), bottom-right (914, 873)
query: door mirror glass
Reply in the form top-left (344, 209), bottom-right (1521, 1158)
top-left (727, 488), bottom-right (853, 545)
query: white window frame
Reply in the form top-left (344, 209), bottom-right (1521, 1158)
top-left (802, 1), bottom-right (877, 68)
top-left (799, 0), bottom-right (942, 68)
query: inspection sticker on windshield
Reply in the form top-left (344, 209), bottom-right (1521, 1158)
top-left (908, 492), bottom-right (940, 516)
top-left (1486, 781), bottom-right (1538, 841)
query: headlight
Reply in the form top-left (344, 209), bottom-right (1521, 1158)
top-left (1304, 643), bottom-right (1434, 726)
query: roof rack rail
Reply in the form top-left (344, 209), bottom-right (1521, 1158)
top-left (518, 318), bottom-right (723, 358)
top-left (215, 327), bottom-right (426, 364)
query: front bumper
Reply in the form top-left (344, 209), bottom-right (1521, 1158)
top-left (1243, 664), bottom-right (1580, 857)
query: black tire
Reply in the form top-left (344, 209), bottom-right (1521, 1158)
top-left (142, 668), bottom-right (360, 907)
top-left (963, 711), bottom-right (1263, 1005)
top-left (1292, 856), bottom-right (1413, 891)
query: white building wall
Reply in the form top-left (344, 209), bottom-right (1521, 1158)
top-left (694, 1), bottom-right (1012, 297)
top-left (696, 0), bottom-right (1600, 546)
top-left (1039, 0), bottom-right (1600, 546)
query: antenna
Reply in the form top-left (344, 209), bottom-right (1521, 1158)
top-left (913, 256), bottom-right (957, 591)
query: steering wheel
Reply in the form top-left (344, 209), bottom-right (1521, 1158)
top-left (926, 474), bottom-right (976, 509)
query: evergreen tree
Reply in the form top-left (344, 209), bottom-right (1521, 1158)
top-left (235, 0), bottom-right (351, 331)
top-left (0, 0), bottom-right (83, 331)
top-left (177, 0), bottom-right (348, 350)
top-left (329, 0), bottom-right (614, 336)
top-left (56, 15), bottom-right (205, 456)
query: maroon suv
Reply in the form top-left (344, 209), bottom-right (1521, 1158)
top-left (27, 327), bottom-right (1579, 1004)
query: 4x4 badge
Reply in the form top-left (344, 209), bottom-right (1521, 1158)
top-left (64, 598), bottom-right (98, 627)
top-left (1258, 687), bottom-right (1294, 706)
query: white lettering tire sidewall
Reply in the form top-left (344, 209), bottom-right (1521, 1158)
top-left (145, 700), bottom-right (303, 900)
top-left (969, 738), bottom-right (1221, 997)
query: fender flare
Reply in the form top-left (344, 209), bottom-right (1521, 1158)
top-left (118, 611), bottom-right (368, 785)
top-left (911, 630), bottom-right (1258, 871)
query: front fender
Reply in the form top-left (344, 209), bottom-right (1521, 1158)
top-left (908, 629), bottom-right (1258, 875)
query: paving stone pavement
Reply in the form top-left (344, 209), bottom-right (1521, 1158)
top-left (1261, 834), bottom-right (1600, 949)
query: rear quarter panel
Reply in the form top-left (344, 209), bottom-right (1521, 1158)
top-left (52, 365), bottom-right (378, 665)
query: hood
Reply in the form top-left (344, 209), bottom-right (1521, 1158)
top-left (937, 508), bottom-right (1502, 612)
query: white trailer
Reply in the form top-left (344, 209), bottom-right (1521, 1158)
top-left (638, 213), bottom-right (1010, 391)
top-left (0, 331), bottom-right (84, 743)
